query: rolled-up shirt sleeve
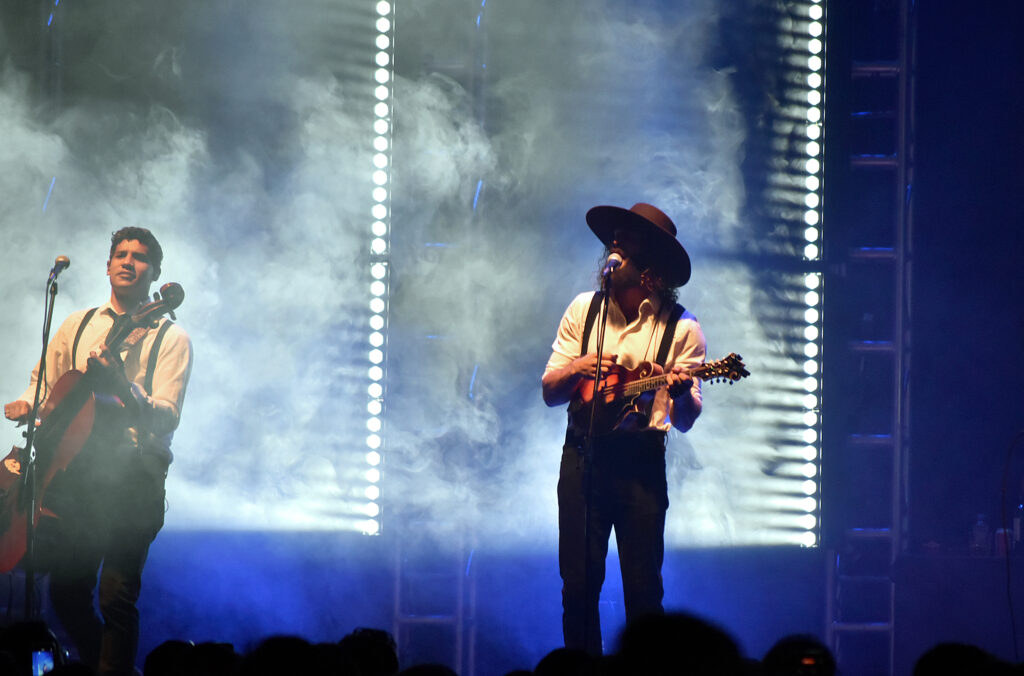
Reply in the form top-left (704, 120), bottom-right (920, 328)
top-left (544, 292), bottom-right (593, 377)
top-left (665, 316), bottom-right (706, 432)
top-left (17, 311), bottom-right (85, 409)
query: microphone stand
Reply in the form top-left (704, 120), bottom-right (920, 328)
top-left (580, 270), bottom-right (614, 653)
top-left (19, 276), bottom-right (61, 618)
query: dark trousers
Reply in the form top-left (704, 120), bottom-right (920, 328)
top-left (37, 451), bottom-right (166, 676)
top-left (557, 430), bottom-right (669, 655)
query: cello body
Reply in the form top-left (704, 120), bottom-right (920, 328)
top-left (0, 370), bottom-right (100, 572)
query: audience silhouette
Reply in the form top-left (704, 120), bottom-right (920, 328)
top-left (761, 634), bottom-right (836, 676)
top-left (338, 627), bottom-right (400, 676)
top-left (912, 641), bottom-right (1016, 676)
top-left (616, 612), bottom-right (745, 676)
top-left (4, 611), bottom-right (1023, 676)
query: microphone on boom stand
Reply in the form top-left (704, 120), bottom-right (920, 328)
top-left (48, 256), bottom-right (71, 284)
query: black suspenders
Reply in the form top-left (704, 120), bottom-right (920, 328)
top-left (655, 304), bottom-right (685, 367)
top-left (144, 320), bottom-right (173, 396)
top-left (69, 307), bottom-right (172, 396)
top-left (579, 292), bottom-right (685, 369)
top-left (71, 308), bottom-right (99, 371)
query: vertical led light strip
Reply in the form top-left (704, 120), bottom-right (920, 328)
top-left (363, 0), bottom-right (395, 536)
top-left (800, 0), bottom-right (825, 547)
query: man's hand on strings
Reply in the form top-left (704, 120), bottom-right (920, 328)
top-left (88, 345), bottom-right (137, 413)
top-left (666, 365), bottom-right (695, 399)
top-left (87, 343), bottom-right (123, 376)
top-left (543, 352), bottom-right (619, 407)
top-left (573, 352), bottom-right (618, 380)
top-left (3, 400), bottom-right (31, 424)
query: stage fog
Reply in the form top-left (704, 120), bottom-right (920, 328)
top-left (0, 0), bottom-right (826, 669)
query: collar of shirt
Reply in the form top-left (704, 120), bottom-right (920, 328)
top-left (99, 301), bottom-right (119, 320)
top-left (606, 293), bottom-right (664, 329)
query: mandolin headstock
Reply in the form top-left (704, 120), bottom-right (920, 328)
top-left (694, 353), bottom-right (750, 384)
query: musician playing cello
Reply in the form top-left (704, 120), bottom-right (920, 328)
top-left (3, 227), bottom-right (193, 676)
top-left (542, 203), bottom-right (706, 655)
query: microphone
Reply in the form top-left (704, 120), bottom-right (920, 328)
top-left (48, 255), bottom-right (71, 283)
top-left (602, 252), bottom-right (623, 277)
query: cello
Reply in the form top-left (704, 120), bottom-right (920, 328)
top-left (0, 283), bottom-right (184, 573)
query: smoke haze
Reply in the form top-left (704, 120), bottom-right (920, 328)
top-left (1, 0), bottom-right (812, 562)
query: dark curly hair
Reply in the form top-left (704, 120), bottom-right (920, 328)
top-left (109, 226), bottom-right (163, 278)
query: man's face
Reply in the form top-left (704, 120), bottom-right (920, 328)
top-left (107, 239), bottom-right (157, 299)
top-left (610, 230), bottom-right (646, 288)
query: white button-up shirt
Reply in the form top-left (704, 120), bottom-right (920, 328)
top-left (545, 291), bottom-right (706, 432)
top-left (18, 301), bottom-right (193, 461)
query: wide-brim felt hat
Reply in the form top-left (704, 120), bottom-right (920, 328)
top-left (586, 202), bottom-right (691, 288)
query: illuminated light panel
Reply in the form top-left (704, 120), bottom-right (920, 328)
top-left (799, 0), bottom-right (825, 547)
top-left (364, 0), bottom-right (395, 535)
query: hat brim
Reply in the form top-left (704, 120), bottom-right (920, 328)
top-left (586, 205), bottom-right (691, 287)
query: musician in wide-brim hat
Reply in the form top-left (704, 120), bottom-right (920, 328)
top-left (542, 201), bottom-right (707, 656)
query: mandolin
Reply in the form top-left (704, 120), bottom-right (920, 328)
top-left (569, 352), bottom-right (749, 434)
